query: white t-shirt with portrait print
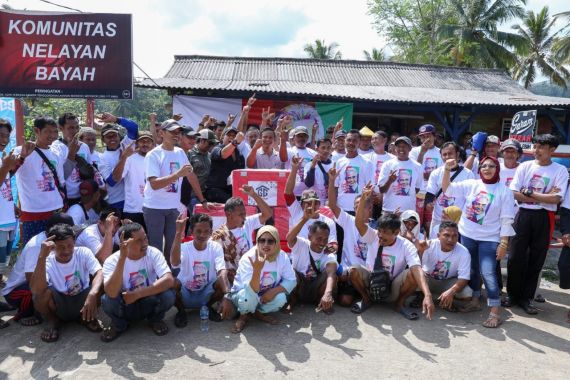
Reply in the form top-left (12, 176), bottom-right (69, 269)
top-left (284, 146), bottom-right (317, 196)
top-left (446, 179), bottom-right (516, 242)
top-left (360, 230), bottom-right (421, 280)
top-left (231, 247), bottom-right (296, 295)
top-left (229, 213), bottom-right (263, 260)
top-left (409, 146), bottom-right (442, 192)
top-left (175, 240), bottom-right (225, 292)
top-left (421, 239), bottom-right (471, 280)
top-left (287, 200), bottom-right (338, 244)
top-left (334, 210), bottom-right (379, 269)
top-left (509, 160), bottom-right (569, 212)
top-left (122, 153), bottom-right (147, 213)
top-left (377, 158), bottom-right (422, 213)
top-left (98, 136), bottom-right (135, 204)
top-left (290, 237), bottom-right (337, 280)
top-left (303, 160), bottom-right (333, 203)
top-left (426, 166), bottom-right (475, 222)
top-left (45, 247), bottom-right (101, 295)
top-left (499, 163), bottom-right (519, 188)
top-left (102, 246), bottom-right (171, 292)
top-left (365, 151), bottom-right (395, 185)
top-left (75, 224), bottom-right (120, 257)
top-left (14, 146), bottom-right (64, 213)
top-left (51, 139), bottom-right (92, 199)
top-left (2, 232), bottom-right (47, 296)
top-left (334, 155), bottom-right (373, 212)
top-left (143, 145), bottom-right (189, 209)
top-left (0, 154), bottom-right (16, 227)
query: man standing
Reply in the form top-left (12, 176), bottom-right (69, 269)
top-left (358, 126), bottom-right (374, 154)
top-left (331, 130), bottom-right (346, 163)
top-left (186, 129), bottom-right (216, 213)
top-left (410, 124), bottom-right (442, 192)
top-left (246, 128), bottom-right (283, 169)
top-left (508, 134), bottom-right (568, 314)
top-left (366, 130), bottom-right (395, 186)
top-left (280, 126), bottom-right (316, 197)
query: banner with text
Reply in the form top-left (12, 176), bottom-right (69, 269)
top-left (509, 110), bottom-right (537, 149)
top-left (0, 10), bottom-right (132, 99)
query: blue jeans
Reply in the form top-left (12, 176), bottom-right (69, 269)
top-left (102, 290), bottom-right (175, 332)
top-left (461, 235), bottom-right (500, 307)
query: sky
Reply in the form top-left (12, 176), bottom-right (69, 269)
top-left (5, 0), bottom-right (570, 80)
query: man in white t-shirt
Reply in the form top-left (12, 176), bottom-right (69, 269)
top-left (112, 131), bottom-right (155, 229)
top-left (378, 136), bottom-right (422, 215)
top-left (499, 138), bottom-right (522, 188)
top-left (366, 130), bottom-right (395, 220)
top-left (286, 205), bottom-right (338, 314)
top-left (358, 126), bottom-right (374, 155)
top-left (13, 117), bottom-right (65, 246)
top-left (331, 130), bottom-right (346, 163)
top-left (100, 223), bottom-right (175, 342)
top-left (171, 213), bottom-right (232, 327)
top-left (418, 221), bottom-right (472, 311)
top-left (409, 124), bottom-right (442, 193)
top-left (31, 224), bottom-right (103, 342)
top-left (352, 187), bottom-right (435, 319)
top-left (143, 119), bottom-right (208, 264)
top-left (211, 187), bottom-right (273, 282)
top-left (67, 180), bottom-right (101, 226)
top-left (1, 213), bottom-right (74, 328)
top-left (76, 209), bottom-right (121, 264)
top-left (279, 126), bottom-right (317, 196)
top-left (508, 134), bottom-right (569, 314)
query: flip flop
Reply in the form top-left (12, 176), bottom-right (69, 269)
top-left (19, 316), bottom-right (42, 327)
top-left (100, 325), bottom-right (123, 343)
top-left (482, 312), bottom-right (502, 328)
top-left (350, 300), bottom-right (370, 314)
top-left (149, 320), bottom-right (169, 336)
top-left (82, 319), bottom-right (103, 333)
top-left (398, 307), bottom-right (419, 320)
top-left (40, 326), bottom-right (60, 343)
top-left (174, 311), bottom-right (188, 328)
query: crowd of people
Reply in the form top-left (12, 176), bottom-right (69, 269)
top-left (0, 94), bottom-right (569, 343)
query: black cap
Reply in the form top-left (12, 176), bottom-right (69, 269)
top-left (394, 136), bottom-right (413, 147)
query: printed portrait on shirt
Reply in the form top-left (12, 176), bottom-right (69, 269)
top-left (304, 257), bottom-right (321, 279)
top-left (37, 161), bottom-right (56, 192)
top-left (64, 271), bottom-right (83, 296)
top-left (167, 162), bottom-right (181, 192)
top-left (259, 271), bottom-right (277, 294)
top-left (438, 193), bottom-right (455, 208)
top-left (394, 169), bottom-right (412, 196)
top-left (381, 254), bottom-right (396, 277)
top-left (128, 269), bottom-right (150, 291)
top-left (354, 239), bottom-right (368, 261)
top-left (505, 177), bottom-right (514, 187)
top-left (431, 260), bottom-right (450, 280)
top-left (342, 165), bottom-right (360, 193)
top-left (1, 179), bottom-right (13, 201)
top-left (424, 157), bottom-right (439, 178)
top-left (188, 261), bottom-right (210, 291)
top-left (528, 174), bottom-right (550, 194)
top-left (465, 191), bottom-right (494, 225)
top-left (374, 160), bottom-right (384, 183)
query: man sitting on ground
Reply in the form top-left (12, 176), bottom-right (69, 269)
top-left (76, 209), bottom-right (121, 264)
top-left (67, 180), bottom-right (101, 226)
top-left (100, 223), bottom-right (175, 342)
top-left (31, 223), bottom-right (103, 342)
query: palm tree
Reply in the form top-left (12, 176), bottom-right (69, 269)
top-left (439, 0), bottom-right (526, 68)
top-left (512, 7), bottom-right (570, 89)
top-left (303, 39), bottom-right (342, 60)
top-left (363, 48), bottom-right (386, 61)
top-left (552, 11), bottom-right (570, 64)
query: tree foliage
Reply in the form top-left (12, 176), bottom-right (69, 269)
top-left (363, 48), bottom-right (387, 61)
top-left (303, 39), bottom-right (342, 59)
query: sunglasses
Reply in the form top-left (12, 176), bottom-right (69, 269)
top-left (257, 238), bottom-right (276, 246)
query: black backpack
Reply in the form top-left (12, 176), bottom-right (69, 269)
top-left (369, 245), bottom-right (392, 302)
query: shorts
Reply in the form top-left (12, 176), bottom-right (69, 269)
top-left (50, 287), bottom-right (90, 322)
top-left (180, 280), bottom-right (216, 309)
top-left (295, 271), bottom-right (334, 303)
top-left (425, 276), bottom-right (473, 298)
top-left (342, 266), bottom-right (410, 303)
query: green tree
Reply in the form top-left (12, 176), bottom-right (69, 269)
top-left (439, 0), bottom-right (526, 68)
top-left (303, 39), bottom-right (342, 59)
top-left (552, 11), bottom-right (570, 65)
top-left (363, 48), bottom-right (386, 61)
top-left (512, 7), bottom-right (570, 89)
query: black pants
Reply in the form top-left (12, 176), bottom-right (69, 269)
top-left (205, 187), bottom-right (232, 204)
top-left (507, 208), bottom-right (550, 304)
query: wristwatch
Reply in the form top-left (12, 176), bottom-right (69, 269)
top-left (231, 140), bottom-right (239, 147)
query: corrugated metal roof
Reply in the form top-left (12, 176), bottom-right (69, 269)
top-left (139, 55), bottom-right (570, 107)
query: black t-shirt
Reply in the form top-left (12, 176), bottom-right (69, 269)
top-left (206, 144), bottom-right (245, 189)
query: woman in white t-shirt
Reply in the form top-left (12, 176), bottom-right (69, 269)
top-left (230, 226), bottom-right (297, 333)
top-left (442, 156), bottom-right (516, 328)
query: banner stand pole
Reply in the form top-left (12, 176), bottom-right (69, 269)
top-left (15, 99), bottom-right (24, 145)
top-left (86, 98), bottom-right (95, 128)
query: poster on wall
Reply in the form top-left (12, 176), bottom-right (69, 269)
top-left (509, 110), bottom-right (537, 150)
top-left (173, 95), bottom-right (353, 140)
top-left (0, 10), bottom-right (133, 99)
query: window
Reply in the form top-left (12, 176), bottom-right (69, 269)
top-left (501, 118), bottom-right (512, 140)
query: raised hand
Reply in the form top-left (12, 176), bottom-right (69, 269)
top-left (20, 141), bottom-right (36, 158)
top-left (99, 112), bottom-right (118, 124)
top-left (235, 132), bottom-right (245, 144)
top-left (240, 184), bottom-right (256, 197)
top-left (249, 252), bottom-right (266, 272)
top-left (119, 231), bottom-right (134, 258)
top-left (291, 155), bottom-right (303, 168)
top-left (40, 236), bottom-right (56, 257)
top-left (104, 212), bottom-right (119, 233)
top-left (247, 93), bottom-right (257, 107)
top-left (328, 162), bottom-right (338, 180)
top-left (1, 151), bottom-right (19, 171)
top-left (445, 159), bottom-right (457, 171)
top-left (253, 139), bottom-right (263, 150)
top-left (388, 169), bottom-right (398, 183)
top-left (302, 200), bottom-right (320, 220)
top-left (361, 181), bottom-right (374, 201)
top-left (120, 141), bottom-right (136, 160)
top-left (175, 212), bottom-right (189, 235)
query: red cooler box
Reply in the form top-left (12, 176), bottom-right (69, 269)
top-left (232, 169), bottom-right (289, 207)
top-left (194, 204), bottom-right (257, 231)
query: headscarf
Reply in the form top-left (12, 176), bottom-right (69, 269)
top-left (256, 225), bottom-right (281, 262)
top-left (400, 210), bottom-right (421, 240)
top-left (443, 206), bottom-right (462, 224)
top-left (479, 156), bottom-right (500, 184)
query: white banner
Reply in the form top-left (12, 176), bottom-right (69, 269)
top-left (172, 95), bottom-right (242, 130)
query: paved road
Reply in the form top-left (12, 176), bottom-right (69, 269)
top-left (1, 282), bottom-right (569, 380)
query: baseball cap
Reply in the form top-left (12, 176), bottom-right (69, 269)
top-left (79, 179), bottom-right (99, 197)
top-left (300, 189), bottom-right (320, 203)
top-left (182, 127), bottom-right (200, 138)
top-left (418, 124), bottom-right (436, 135)
top-left (294, 126), bottom-right (309, 136)
top-left (222, 127), bottom-right (238, 137)
top-left (159, 119), bottom-right (183, 131)
top-left (136, 131), bottom-right (154, 142)
top-left (334, 130), bottom-right (346, 139)
top-left (359, 126), bottom-right (374, 137)
top-left (198, 129), bottom-right (219, 143)
top-left (500, 138), bottom-right (522, 152)
top-left (486, 135), bottom-right (500, 145)
top-left (101, 124), bottom-right (120, 137)
top-left (394, 136), bottom-right (413, 147)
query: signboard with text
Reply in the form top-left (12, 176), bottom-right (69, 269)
top-left (0, 10), bottom-right (132, 99)
top-left (509, 110), bottom-right (537, 149)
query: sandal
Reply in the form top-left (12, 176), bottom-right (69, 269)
top-left (409, 292), bottom-right (424, 309)
top-left (0, 319), bottom-right (8, 329)
top-left (20, 316), bottom-right (42, 327)
top-left (350, 300), bottom-right (371, 314)
top-left (534, 294), bottom-right (546, 303)
top-left (82, 319), bottom-right (103, 333)
top-left (398, 307), bottom-right (419, 320)
top-left (174, 311), bottom-right (188, 328)
top-left (482, 312), bottom-right (502, 328)
top-left (40, 326), bottom-right (60, 343)
top-left (100, 325), bottom-right (123, 343)
top-left (149, 320), bottom-right (169, 336)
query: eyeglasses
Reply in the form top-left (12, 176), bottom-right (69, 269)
top-left (257, 238), bottom-right (276, 246)
top-left (480, 164), bottom-right (497, 169)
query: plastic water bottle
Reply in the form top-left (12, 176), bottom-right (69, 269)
top-left (200, 305), bottom-right (209, 332)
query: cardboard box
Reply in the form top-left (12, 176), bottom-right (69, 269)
top-left (232, 169), bottom-right (289, 207)
top-left (193, 204), bottom-right (258, 231)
